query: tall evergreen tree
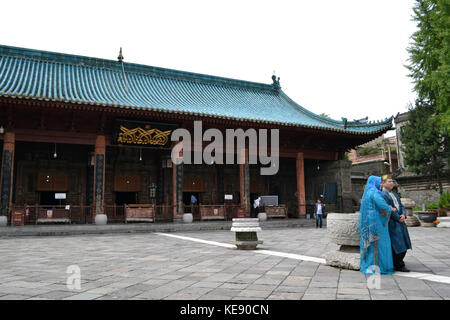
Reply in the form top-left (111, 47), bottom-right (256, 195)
top-left (403, 0), bottom-right (449, 194)
top-left (406, 0), bottom-right (449, 126)
top-left (402, 100), bottom-right (449, 194)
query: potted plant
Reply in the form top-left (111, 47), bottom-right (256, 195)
top-left (438, 191), bottom-right (449, 217)
top-left (424, 200), bottom-right (439, 212)
top-left (416, 201), bottom-right (439, 226)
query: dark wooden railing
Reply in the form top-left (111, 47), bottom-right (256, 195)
top-left (9, 203), bottom-right (261, 224)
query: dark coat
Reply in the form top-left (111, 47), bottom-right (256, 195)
top-left (313, 203), bottom-right (326, 216)
top-left (382, 190), bottom-right (412, 254)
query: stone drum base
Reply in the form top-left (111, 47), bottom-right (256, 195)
top-left (325, 212), bottom-right (360, 271)
top-left (323, 245), bottom-right (360, 271)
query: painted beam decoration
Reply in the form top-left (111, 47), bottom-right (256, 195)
top-left (113, 120), bottom-right (177, 147)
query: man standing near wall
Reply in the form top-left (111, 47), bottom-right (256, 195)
top-left (382, 175), bottom-right (412, 272)
top-left (313, 198), bottom-right (326, 229)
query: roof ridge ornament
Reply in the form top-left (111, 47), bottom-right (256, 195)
top-left (118, 47), bottom-right (124, 63)
top-left (353, 116), bottom-right (368, 124)
top-left (117, 47), bottom-right (129, 93)
top-left (271, 74), bottom-right (281, 90)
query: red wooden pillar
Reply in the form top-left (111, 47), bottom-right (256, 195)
top-left (296, 152), bottom-right (306, 216)
top-left (239, 148), bottom-right (250, 216)
top-left (0, 132), bottom-right (15, 218)
top-left (92, 135), bottom-right (106, 220)
top-left (172, 142), bottom-right (184, 219)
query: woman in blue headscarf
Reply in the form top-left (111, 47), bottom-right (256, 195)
top-left (359, 176), bottom-right (395, 275)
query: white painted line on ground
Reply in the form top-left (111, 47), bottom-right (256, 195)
top-left (394, 271), bottom-right (450, 285)
top-left (154, 232), bottom-right (236, 249)
top-left (155, 232), bottom-right (326, 264)
top-left (155, 232), bottom-right (450, 286)
top-left (254, 250), bottom-right (326, 264)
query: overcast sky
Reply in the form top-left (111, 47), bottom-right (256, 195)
top-left (1, 0), bottom-right (417, 136)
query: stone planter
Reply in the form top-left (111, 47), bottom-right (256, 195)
top-left (0, 216), bottom-right (7, 227)
top-left (94, 214), bottom-right (108, 225)
top-left (183, 213), bottom-right (193, 223)
top-left (231, 218), bottom-right (263, 250)
top-left (417, 211), bottom-right (437, 227)
top-left (323, 212), bottom-right (360, 270)
top-left (437, 217), bottom-right (450, 228)
top-left (401, 198), bottom-right (420, 227)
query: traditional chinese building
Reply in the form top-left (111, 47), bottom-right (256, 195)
top-left (0, 45), bottom-right (393, 224)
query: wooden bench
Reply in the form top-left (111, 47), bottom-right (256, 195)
top-left (264, 205), bottom-right (288, 219)
top-left (125, 204), bottom-right (155, 223)
top-left (199, 205), bottom-right (226, 221)
top-left (36, 208), bottom-right (71, 224)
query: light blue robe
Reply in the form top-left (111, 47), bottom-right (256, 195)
top-left (359, 176), bottom-right (395, 275)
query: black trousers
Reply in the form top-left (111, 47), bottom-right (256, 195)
top-left (392, 249), bottom-right (406, 269)
top-left (315, 214), bottom-right (323, 228)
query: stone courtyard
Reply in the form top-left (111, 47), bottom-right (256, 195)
top-left (0, 226), bottom-right (449, 300)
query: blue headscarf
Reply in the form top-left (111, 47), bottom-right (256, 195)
top-left (359, 176), bottom-right (382, 259)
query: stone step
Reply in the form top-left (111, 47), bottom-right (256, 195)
top-left (0, 218), bottom-right (326, 237)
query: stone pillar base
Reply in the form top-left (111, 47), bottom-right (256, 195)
top-left (257, 212), bottom-right (267, 221)
top-left (324, 245), bottom-right (360, 271)
top-left (94, 214), bottom-right (108, 225)
top-left (0, 216), bottom-right (7, 227)
top-left (183, 213), bottom-right (193, 223)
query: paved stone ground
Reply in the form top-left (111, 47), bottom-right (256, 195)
top-left (0, 226), bottom-right (449, 300)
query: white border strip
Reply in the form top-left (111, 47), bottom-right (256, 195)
top-left (394, 271), bottom-right (450, 285)
top-left (154, 232), bottom-right (236, 249)
top-left (155, 232), bottom-right (450, 285)
top-left (254, 250), bottom-right (326, 264)
top-left (155, 233), bottom-right (326, 264)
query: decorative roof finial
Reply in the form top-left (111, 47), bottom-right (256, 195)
top-left (118, 47), bottom-right (124, 63)
top-left (271, 73), bottom-right (281, 90)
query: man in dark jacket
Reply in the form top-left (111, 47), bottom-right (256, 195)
top-left (313, 199), bottom-right (326, 228)
top-left (382, 176), bottom-right (412, 272)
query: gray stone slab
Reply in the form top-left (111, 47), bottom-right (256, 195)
top-left (0, 294), bottom-right (33, 300)
top-left (275, 286), bottom-right (308, 293)
top-left (308, 281), bottom-right (338, 288)
top-left (0, 226), bottom-right (448, 301)
top-left (337, 288), bottom-right (370, 295)
top-left (302, 294), bottom-right (336, 300)
top-left (33, 290), bottom-right (77, 300)
top-left (237, 290), bottom-right (272, 298)
top-left (337, 294), bottom-right (371, 300)
top-left (305, 287), bottom-right (337, 295)
top-left (405, 296), bottom-right (442, 300)
top-left (371, 295), bottom-right (406, 300)
top-left (191, 281), bottom-right (223, 289)
top-left (268, 291), bottom-right (303, 300)
top-left (63, 293), bottom-right (103, 300)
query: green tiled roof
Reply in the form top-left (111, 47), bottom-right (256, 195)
top-left (0, 44), bottom-right (392, 134)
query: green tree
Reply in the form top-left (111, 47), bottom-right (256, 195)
top-left (402, 0), bottom-right (450, 194)
top-left (406, 0), bottom-right (450, 127)
top-left (402, 100), bottom-right (449, 194)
